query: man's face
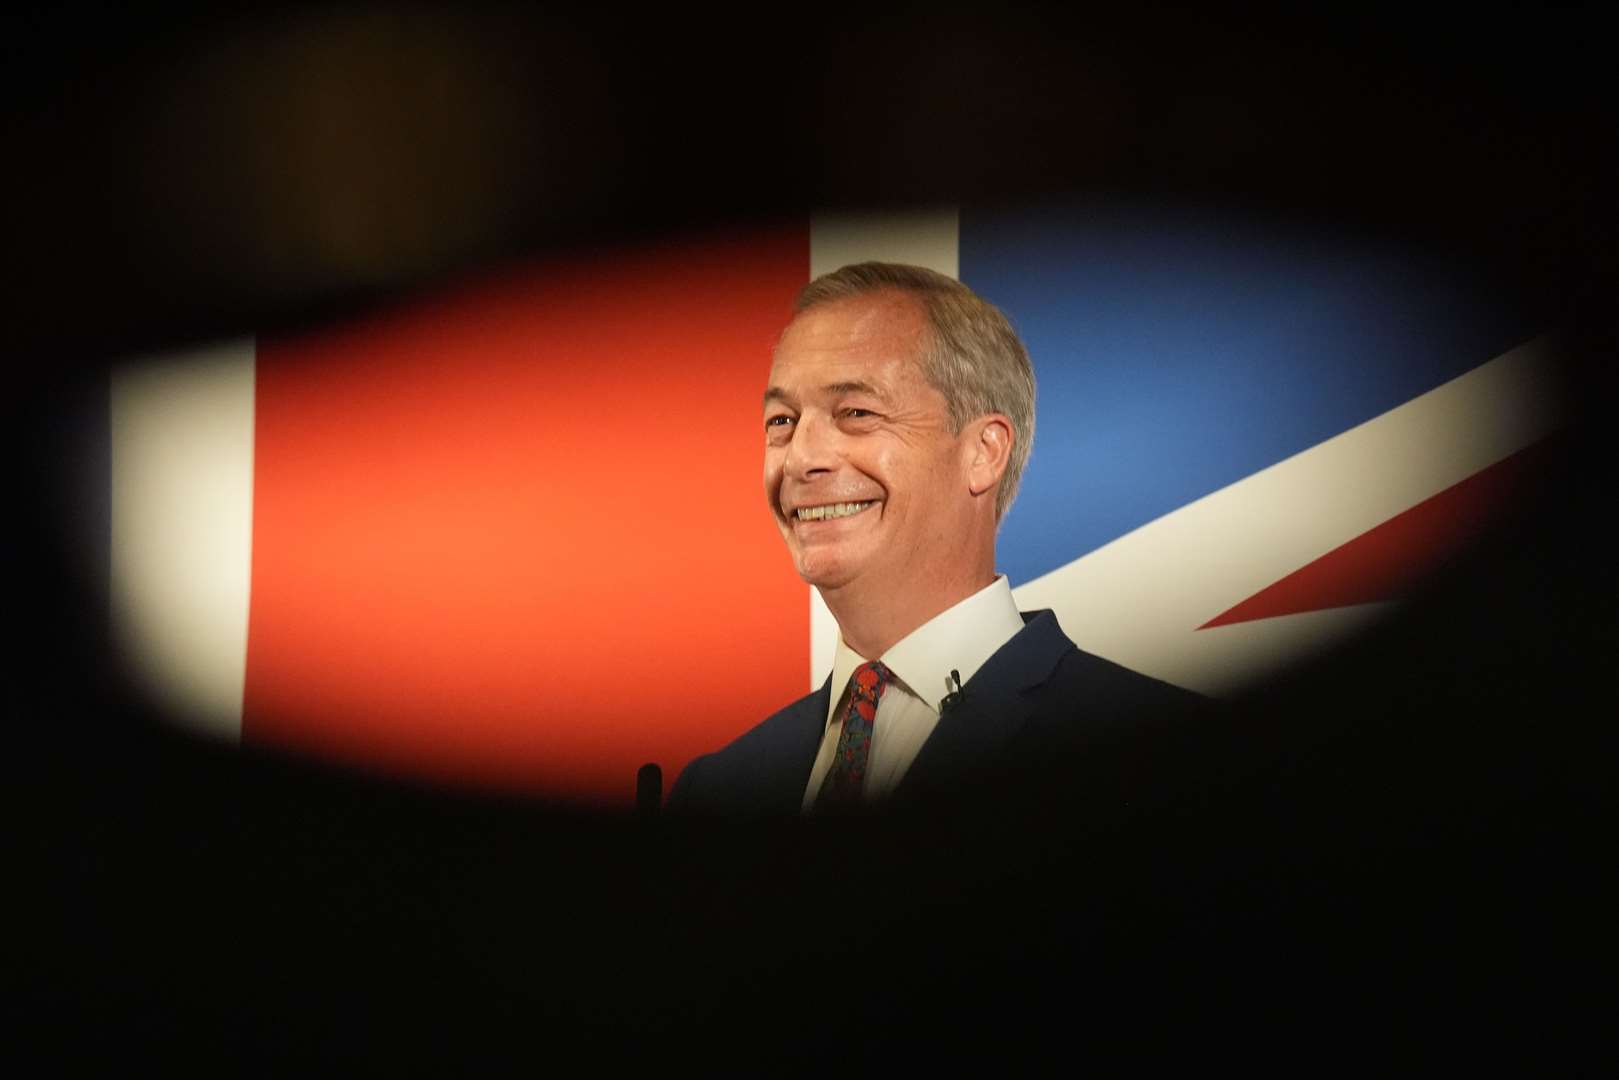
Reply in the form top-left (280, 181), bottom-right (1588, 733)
top-left (763, 291), bottom-right (971, 593)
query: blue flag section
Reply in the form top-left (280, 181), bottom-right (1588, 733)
top-left (961, 203), bottom-right (1542, 586)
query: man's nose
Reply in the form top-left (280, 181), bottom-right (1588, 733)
top-left (783, 412), bottom-right (840, 480)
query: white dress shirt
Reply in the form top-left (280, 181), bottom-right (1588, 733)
top-left (801, 574), bottom-right (1026, 811)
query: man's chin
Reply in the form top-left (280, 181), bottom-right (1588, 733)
top-left (798, 567), bottom-right (851, 592)
top-left (794, 554), bottom-right (858, 593)
top-left (790, 530), bottom-right (881, 592)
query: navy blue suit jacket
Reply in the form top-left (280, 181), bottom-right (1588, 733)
top-left (667, 609), bottom-right (1202, 815)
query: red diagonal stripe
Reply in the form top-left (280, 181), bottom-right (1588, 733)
top-left (1200, 439), bottom-right (1550, 629)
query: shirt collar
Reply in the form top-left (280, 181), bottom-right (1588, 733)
top-left (825, 574), bottom-right (1025, 725)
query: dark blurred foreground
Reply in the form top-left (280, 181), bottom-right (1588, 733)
top-left (8, 5), bottom-right (1614, 1068)
top-left (20, 417), bottom-right (1614, 1068)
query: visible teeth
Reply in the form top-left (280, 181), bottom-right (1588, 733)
top-left (796, 501), bottom-right (874, 521)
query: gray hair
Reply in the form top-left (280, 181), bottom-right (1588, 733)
top-left (793, 262), bottom-right (1036, 521)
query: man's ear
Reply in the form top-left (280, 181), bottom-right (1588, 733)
top-left (965, 414), bottom-right (1014, 498)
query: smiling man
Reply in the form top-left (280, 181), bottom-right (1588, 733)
top-left (669, 262), bottom-right (1198, 814)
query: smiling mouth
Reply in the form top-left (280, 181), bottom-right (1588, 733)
top-left (793, 500), bottom-right (878, 522)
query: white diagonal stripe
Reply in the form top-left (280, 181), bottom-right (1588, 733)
top-left (1012, 335), bottom-right (1562, 695)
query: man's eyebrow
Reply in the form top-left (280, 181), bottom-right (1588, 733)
top-left (762, 381), bottom-right (888, 409)
top-left (821, 380), bottom-right (887, 400)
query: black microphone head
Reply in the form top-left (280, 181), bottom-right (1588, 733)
top-left (941, 669), bottom-right (965, 715)
top-left (635, 762), bottom-right (662, 814)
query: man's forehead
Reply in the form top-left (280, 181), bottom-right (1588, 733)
top-left (766, 293), bottom-right (928, 398)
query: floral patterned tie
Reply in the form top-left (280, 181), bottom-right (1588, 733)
top-left (815, 660), bottom-right (894, 810)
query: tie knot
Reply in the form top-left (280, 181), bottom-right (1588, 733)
top-left (851, 660), bottom-right (894, 702)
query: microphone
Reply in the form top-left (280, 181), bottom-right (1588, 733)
top-left (636, 762), bottom-right (662, 817)
top-left (940, 669), bottom-right (965, 715)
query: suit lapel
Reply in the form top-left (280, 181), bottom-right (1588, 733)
top-left (759, 676), bottom-right (833, 813)
top-left (896, 610), bottom-right (1073, 799)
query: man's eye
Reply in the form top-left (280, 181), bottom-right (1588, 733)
top-left (843, 408), bottom-right (876, 419)
top-left (765, 415), bottom-right (793, 428)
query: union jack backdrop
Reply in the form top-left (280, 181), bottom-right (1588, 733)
top-left (106, 205), bottom-right (1559, 806)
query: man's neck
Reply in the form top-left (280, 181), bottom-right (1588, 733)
top-left (819, 563), bottom-right (998, 660)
